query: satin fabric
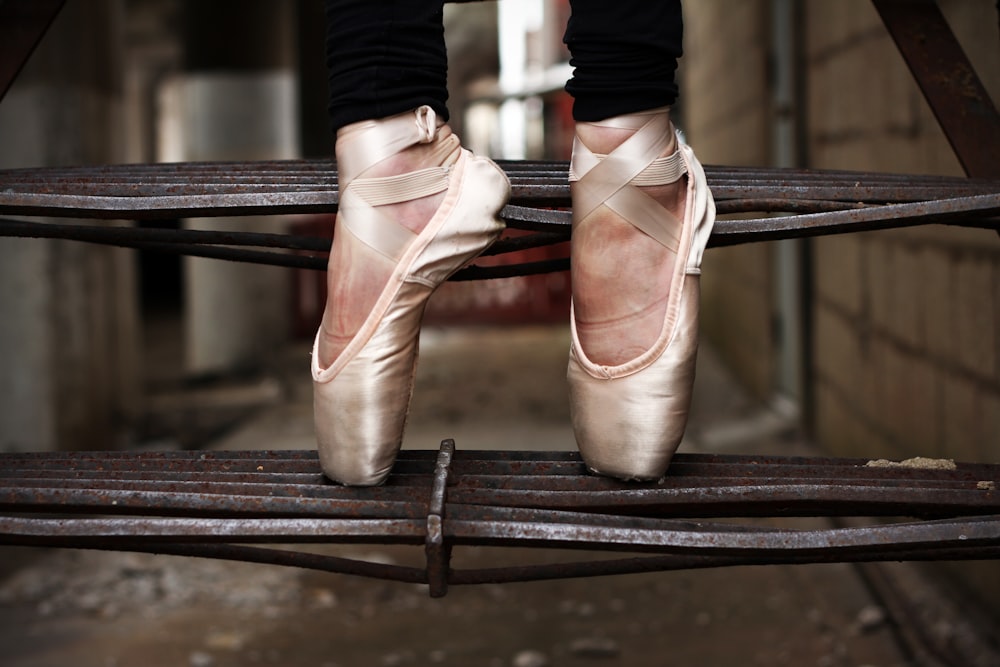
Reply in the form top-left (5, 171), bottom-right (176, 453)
top-left (313, 112), bottom-right (509, 486)
top-left (568, 133), bottom-right (716, 481)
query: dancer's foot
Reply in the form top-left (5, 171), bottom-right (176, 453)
top-left (571, 115), bottom-right (688, 366)
top-left (567, 106), bottom-right (716, 481)
top-left (317, 118), bottom-right (460, 368)
top-left (311, 106), bottom-right (509, 486)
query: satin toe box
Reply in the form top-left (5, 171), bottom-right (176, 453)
top-left (313, 149), bottom-right (509, 486)
top-left (568, 277), bottom-right (701, 481)
top-left (312, 291), bottom-right (426, 486)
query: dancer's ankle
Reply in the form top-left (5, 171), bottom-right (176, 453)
top-left (318, 115), bottom-right (463, 368)
top-left (570, 112), bottom-right (687, 367)
top-left (338, 123), bottom-right (461, 236)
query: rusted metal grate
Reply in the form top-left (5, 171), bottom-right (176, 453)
top-left (2, 0), bottom-right (998, 601)
top-left (2, 441), bottom-right (998, 597)
top-left (1, 162), bottom-right (998, 279)
top-left (2, 160), bottom-right (998, 220)
top-left (0, 157), bottom-right (998, 599)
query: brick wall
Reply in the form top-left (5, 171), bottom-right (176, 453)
top-left (683, 0), bottom-right (1000, 617)
top-left (806, 0), bottom-right (1000, 613)
top-left (806, 0), bottom-right (1000, 468)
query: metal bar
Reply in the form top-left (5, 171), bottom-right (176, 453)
top-left (443, 516), bottom-right (1000, 555)
top-left (2, 514), bottom-right (997, 558)
top-left (1, 481), bottom-right (992, 521)
top-left (0, 0), bottom-right (67, 103)
top-left (5, 448), bottom-right (997, 477)
top-left (1, 449), bottom-right (994, 481)
top-left (2, 162), bottom-right (999, 220)
top-left (708, 193), bottom-right (1000, 246)
top-left (2, 450), bottom-right (997, 520)
top-left (0, 218), bottom-right (330, 251)
top-left (425, 440), bottom-right (455, 597)
top-left (12, 539), bottom-right (1000, 588)
top-left (0, 486), bottom-right (426, 519)
top-left (446, 544), bottom-right (1000, 585)
top-left (873, 0), bottom-right (1000, 178)
top-left (105, 543), bottom-right (432, 584)
top-left (2, 189), bottom-right (998, 277)
top-left (0, 516), bottom-right (429, 543)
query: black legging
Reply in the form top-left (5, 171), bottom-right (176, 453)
top-left (325, 0), bottom-right (683, 133)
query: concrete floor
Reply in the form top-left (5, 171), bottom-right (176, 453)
top-left (0, 325), bottom-right (994, 666)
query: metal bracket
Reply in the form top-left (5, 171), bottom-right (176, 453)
top-left (0, 0), bottom-right (67, 103)
top-left (873, 0), bottom-right (1000, 180)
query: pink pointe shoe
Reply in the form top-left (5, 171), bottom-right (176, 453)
top-left (313, 106), bottom-right (509, 485)
top-left (568, 107), bottom-right (716, 481)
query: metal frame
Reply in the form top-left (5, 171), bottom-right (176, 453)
top-left (2, 441), bottom-right (998, 598)
top-left (873, 0), bottom-right (1000, 179)
top-left (0, 0), bottom-right (66, 102)
top-left (0, 162), bottom-right (997, 277)
top-left (0, 1), bottom-right (998, 596)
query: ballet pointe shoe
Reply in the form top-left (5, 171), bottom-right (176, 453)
top-left (567, 107), bottom-right (716, 481)
top-left (313, 106), bottom-right (509, 485)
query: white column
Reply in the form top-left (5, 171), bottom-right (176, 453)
top-left (0, 0), bottom-right (137, 451)
top-left (158, 72), bottom-right (298, 375)
top-left (497, 0), bottom-right (545, 159)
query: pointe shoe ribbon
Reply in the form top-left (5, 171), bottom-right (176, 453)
top-left (334, 106), bottom-right (457, 266)
top-left (568, 106), bottom-right (716, 481)
top-left (313, 106), bottom-right (509, 486)
top-left (570, 109), bottom-right (687, 254)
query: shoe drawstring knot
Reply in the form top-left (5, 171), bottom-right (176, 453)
top-left (414, 106), bottom-right (438, 144)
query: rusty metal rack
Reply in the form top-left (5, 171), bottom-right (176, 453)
top-left (1, 146), bottom-right (999, 600)
top-left (1, 0), bottom-right (1000, 596)
top-left (1, 160), bottom-right (998, 276)
top-left (0, 137), bottom-right (1000, 600)
top-left (2, 441), bottom-right (999, 597)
